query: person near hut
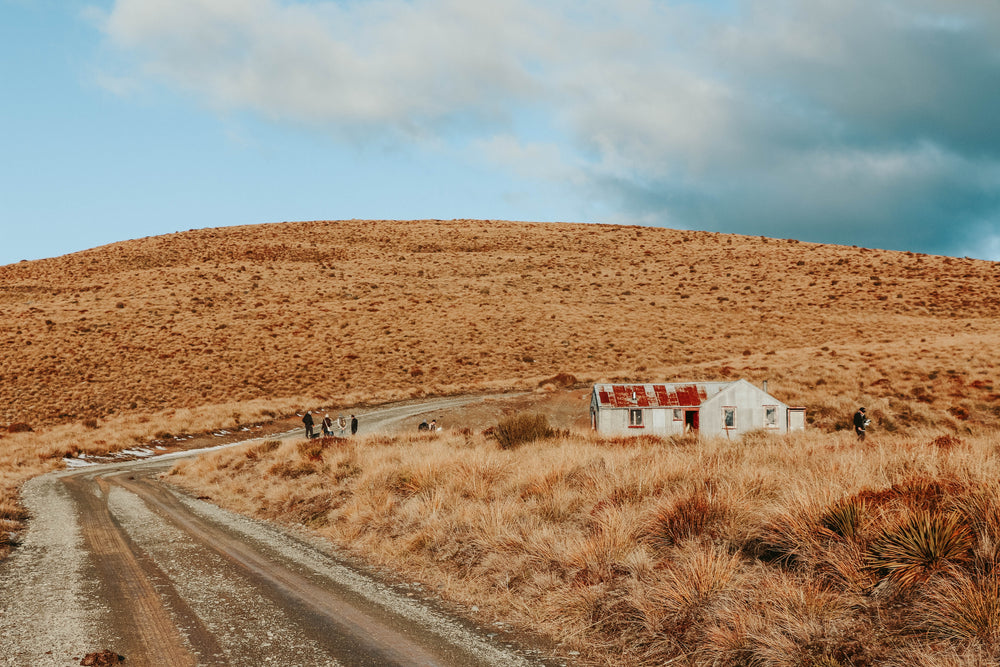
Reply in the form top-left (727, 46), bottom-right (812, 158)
top-left (853, 407), bottom-right (868, 441)
top-left (350, 414), bottom-right (358, 436)
top-left (302, 411), bottom-right (315, 439)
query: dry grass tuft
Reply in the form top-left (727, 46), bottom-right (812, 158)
top-left (491, 413), bottom-right (556, 450)
top-left (644, 487), bottom-right (728, 549)
top-left (920, 573), bottom-right (1000, 650)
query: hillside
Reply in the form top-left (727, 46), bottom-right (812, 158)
top-left (2, 219), bottom-right (999, 434)
top-left (4, 220), bottom-right (1000, 662)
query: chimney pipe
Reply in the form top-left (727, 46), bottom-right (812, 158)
top-left (762, 380), bottom-right (768, 393)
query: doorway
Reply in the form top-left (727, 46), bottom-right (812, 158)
top-left (684, 410), bottom-right (699, 433)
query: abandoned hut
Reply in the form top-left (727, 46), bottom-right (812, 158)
top-left (590, 379), bottom-right (806, 437)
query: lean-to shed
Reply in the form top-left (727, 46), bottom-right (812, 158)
top-left (590, 379), bottom-right (805, 437)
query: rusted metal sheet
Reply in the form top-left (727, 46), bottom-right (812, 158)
top-left (595, 383), bottom-right (709, 408)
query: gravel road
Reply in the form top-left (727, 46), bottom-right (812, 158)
top-left (0, 394), bottom-right (560, 667)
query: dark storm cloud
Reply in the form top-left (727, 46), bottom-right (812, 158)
top-left (587, 0), bottom-right (1000, 257)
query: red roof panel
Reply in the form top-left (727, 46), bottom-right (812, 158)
top-left (596, 383), bottom-right (710, 408)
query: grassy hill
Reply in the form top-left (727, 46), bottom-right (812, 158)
top-left (2, 220), bottom-right (1000, 663)
top-left (2, 219), bottom-right (998, 430)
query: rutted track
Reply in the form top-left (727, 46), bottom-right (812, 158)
top-left (0, 395), bottom-right (554, 666)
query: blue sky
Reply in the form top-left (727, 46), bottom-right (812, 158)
top-left (2, 0), bottom-right (999, 266)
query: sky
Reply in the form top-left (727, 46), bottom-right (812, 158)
top-left (2, 0), bottom-right (999, 266)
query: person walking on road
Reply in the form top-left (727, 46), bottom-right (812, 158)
top-left (853, 407), bottom-right (868, 441)
top-left (303, 411), bottom-right (315, 439)
top-left (350, 414), bottom-right (358, 436)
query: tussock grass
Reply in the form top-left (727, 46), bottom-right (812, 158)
top-left (491, 413), bottom-right (556, 449)
top-left (3, 219), bottom-right (1000, 655)
top-left (168, 424), bottom-right (1000, 665)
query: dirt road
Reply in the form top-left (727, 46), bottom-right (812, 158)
top-left (0, 395), bottom-right (559, 666)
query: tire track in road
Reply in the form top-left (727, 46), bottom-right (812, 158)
top-left (111, 471), bottom-right (453, 666)
top-left (62, 474), bottom-right (210, 667)
top-left (2, 393), bottom-right (557, 667)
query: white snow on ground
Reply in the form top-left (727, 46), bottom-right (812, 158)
top-left (63, 458), bottom-right (98, 468)
top-left (60, 428), bottom-right (304, 470)
top-left (117, 448), bottom-right (155, 458)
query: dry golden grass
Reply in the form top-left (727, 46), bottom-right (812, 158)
top-left (1, 219), bottom-right (999, 656)
top-left (3, 220), bottom-right (998, 429)
top-left (168, 426), bottom-right (1000, 665)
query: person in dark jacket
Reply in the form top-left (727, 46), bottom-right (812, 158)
top-left (303, 411), bottom-right (315, 439)
top-left (853, 407), bottom-right (868, 441)
top-left (350, 414), bottom-right (358, 436)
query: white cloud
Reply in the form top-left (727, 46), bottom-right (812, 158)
top-left (99, 0), bottom-right (547, 137)
top-left (475, 134), bottom-right (575, 183)
top-left (96, 0), bottom-right (1000, 258)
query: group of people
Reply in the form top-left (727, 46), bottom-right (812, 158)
top-left (302, 411), bottom-right (358, 439)
top-left (417, 418), bottom-right (439, 432)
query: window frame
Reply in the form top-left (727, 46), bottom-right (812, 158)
top-left (722, 406), bottom-right (737, 430)
top-left (628, 408), bottom-right (644, 428)
top-left (672, 408), bottom-right (683, 421)
top-left (764, 405), bottom-right (779, 428)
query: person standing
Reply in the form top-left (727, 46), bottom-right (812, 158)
top-left (303, 411), bottom-right (315, 439)
top-left (853, 407), bottom-right (868, 441)
top-left (350, 414), bottom-right (358, 436)
top-left (322, 414), bottom-right (333, 437)
top-left (337, 415), bottom-right (348, 437)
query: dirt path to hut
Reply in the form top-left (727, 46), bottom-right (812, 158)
top-left (0, 393), bottom-right (564, 667)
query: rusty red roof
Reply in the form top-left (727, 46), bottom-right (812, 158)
top-left (593, 382), bottom-right (731, 408)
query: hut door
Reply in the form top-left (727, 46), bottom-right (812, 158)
top-left (684, 410), bottom-right (699, 432)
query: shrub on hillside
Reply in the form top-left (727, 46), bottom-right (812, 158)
top-left (491, 413), bottom-right (555, 450)
top-left (6, 423), bottom-right (32, 433)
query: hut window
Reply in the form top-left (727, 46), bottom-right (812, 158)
top-left (673, 409), bottom-right (682, 421)
top-left (765, 406), bottom-right (778, 428)
top-left (723, 407), bottom-right (736, 430)
top-left (629, 409), bottom-right (644, 428)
